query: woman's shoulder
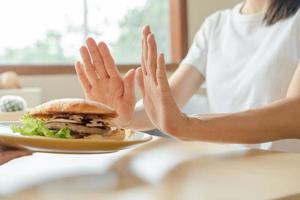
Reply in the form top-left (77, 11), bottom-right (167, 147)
top-left (203, 3), bottom-right (241, 31)
top-left (288, 9), bottom-right (300, 34)
top-left (204, 9), bottom-right (231, 26)
top-left (294, 9), bottom-right (300, 41)
top-left (294, 9), bottom-right (300, 24)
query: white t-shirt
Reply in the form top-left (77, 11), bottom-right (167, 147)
top-left (182, 3), bottom-right (300, 150)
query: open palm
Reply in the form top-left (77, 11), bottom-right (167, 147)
top-left (136, 28), bottom-right (187, 134)
top-left (75, 38), bottom-right (135, 127)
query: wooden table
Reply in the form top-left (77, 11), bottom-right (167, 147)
top-left (1, 138), bottom-right (300, 200)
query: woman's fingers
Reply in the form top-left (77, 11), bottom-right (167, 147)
top-left (86, 38), bottom-right (109, 79)
top-left (147, 34), bottom-right (158, 84)
top-left (80, 46), bottom-right (98, 84)
top-left (75, 61), bottom-right (91, 92)
top-left (157, 53), bottom-right (169, 91)
top-left (136, 67), bottom-right (145, 97)
top-left (142, 25), bottom-right (151, 75)
top-left (141, 38), bottom-right (147, 75)
top-left (98, 42), bottom-right (121, 78)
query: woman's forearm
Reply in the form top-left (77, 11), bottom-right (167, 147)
top-left (175, 98), bottom-right (300, 143)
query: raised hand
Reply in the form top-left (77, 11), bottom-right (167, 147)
top-left (75, 38), bottom-right (136, 127)
top-left (136, 27), bottom-right (188, 135)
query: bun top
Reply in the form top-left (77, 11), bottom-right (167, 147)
top-left (30, 98), bottom-right (117, 118)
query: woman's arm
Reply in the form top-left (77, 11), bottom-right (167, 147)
top-left (176, 63), bottom-right (300, 143)
top-left (138, 33), bottom-right (300, 144)
top-left (181, 97), bottom-right (300, 143)
top-left (178, 63), bottom-right (300, 143)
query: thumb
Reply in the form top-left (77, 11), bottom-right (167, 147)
top-left (123, 69), bottom-right (136, 102)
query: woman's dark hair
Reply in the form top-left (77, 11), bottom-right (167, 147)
top-left (264, 0), bottom-right (300, 25)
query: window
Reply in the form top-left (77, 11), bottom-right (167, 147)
top-left (0, 0), bottom-right (187, 73)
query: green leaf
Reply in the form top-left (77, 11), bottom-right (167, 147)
top-left (10, 114), bottom-right (73, 139)
top-left (56, 128), bottom-right (72, 139)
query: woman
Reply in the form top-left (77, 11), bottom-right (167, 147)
top-left (75, 0), bottom-right (300, 144)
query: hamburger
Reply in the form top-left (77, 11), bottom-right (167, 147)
top-left (11, 98), bottom-right (127, 140)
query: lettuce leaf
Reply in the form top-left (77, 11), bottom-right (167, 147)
top-left (11, 114), bottom-right (73, 139)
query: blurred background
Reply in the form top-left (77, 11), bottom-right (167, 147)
top-left (0, 0), bottom-right (171, 64)
top-left (0, 0), bottom-right (239, 103)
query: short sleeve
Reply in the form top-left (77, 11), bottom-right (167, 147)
top-left (181, 18), bottom-right (211, 77)
top-left (298, 12), bottom-right (300, 63)
top-left (294, 9), bottom-right (300, 63)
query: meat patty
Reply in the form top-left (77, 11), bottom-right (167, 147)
top-left (45, 122), bottom-right (110, 135)
top-left (44, 114), bottom-right (112, 127)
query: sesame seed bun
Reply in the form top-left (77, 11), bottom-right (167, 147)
top-left (29, 98), bottom-right (117, 118)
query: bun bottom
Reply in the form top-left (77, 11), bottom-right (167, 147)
top-left (83, 129), bottom-right (132, 141)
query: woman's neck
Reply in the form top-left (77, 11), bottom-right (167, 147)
top-left (241, 0), bottom-right (270, 14)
